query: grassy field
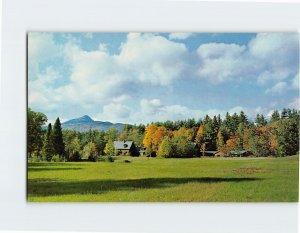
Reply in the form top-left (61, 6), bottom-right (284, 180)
top-left (27, 155), bottom-right (299, 202)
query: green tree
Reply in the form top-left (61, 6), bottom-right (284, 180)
top-left (104, 140), bottom-right (117, 156)
top-left (42, 123), bottom-right (54, 161)
top-left (237, 122), bottom-right (245, 149)
top-left (69, 137), bottom-right (81, 161)
top-left (216, 129), bottom-right (225, 151)
top-left (270, 110), bottom-right (280, 122)
top-left (157, 136), bottom-right (174, 158)
top-left (27, 108), bottom-right (47, 156)
top-left (52, 118), bottom-right (65, 159)
top-left (105, 128), bottom-right (118, 142)
top-left (277, 119), bottom-right (299, 156)
top-left (82, 141), bottom-right (97, 161)
top-left (255, 114), bottom-right (267, 127)
top-left (239, 111), bottom-right (249, 126)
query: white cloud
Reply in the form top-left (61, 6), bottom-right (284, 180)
top-left (289, 97), bottom-right (300, 109)
top-left (112, 94), bottom-right (131, 103)
top-left (169, 33), bottom-right (194, 40)
top-left (28, 67), bottom-right (61, 110)
top-left (265, 81), bottom-right (288, 94)
top-left (117, 33), bottom-right (188, 86)
top-left (196, 33), bottom-right (299, 86)
top-left (28, 32), bottom-right (63, 80)
top-left (196, 43), bottom-right (248, 83)
top-left (29, 32), bottom-right (190, 117)
top-left (102, 103), bottom-right (132, 121)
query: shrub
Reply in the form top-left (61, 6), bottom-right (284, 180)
top-left (51, 154), bottom-right (61, 162)
top-left (105, 155), bottom-right (114, 162)
top-left (31, 155), bottom-right (41, 162)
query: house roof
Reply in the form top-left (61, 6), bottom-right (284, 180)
top-left (230, 150), bottom-right (248, 155)
top-left (200, 150), bottom-right (218, 154)
top-left (114, 141), bottom-right (134, 150)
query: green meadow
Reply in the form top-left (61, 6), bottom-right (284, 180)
top-left (27, 155), bottom-right (299, 202)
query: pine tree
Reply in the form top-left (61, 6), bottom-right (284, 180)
top-left (52, 117), bottom-right (65, 159)
top-left (42, 123), bottom-right (54, 161)
top-left (270, 110), bottom-right (280, 122)
top-left (255, 114), bottom-right (267, 127)
top-left (239, 111), bottom-right (249, 126)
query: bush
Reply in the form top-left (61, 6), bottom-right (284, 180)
top-left (105, 155), bottom-right (114, 162)
top-left (51, 154), bottom-right (61, 162)
top-left (31, 155), bottom-right (41, 162)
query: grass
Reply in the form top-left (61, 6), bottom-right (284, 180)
top-left (27, 155), bottom-right (299, 202)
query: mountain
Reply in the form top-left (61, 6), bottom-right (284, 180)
top-left (61, 115), bottom-right (125, 132)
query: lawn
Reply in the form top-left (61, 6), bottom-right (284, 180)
top-left (27, 155), bottom-right (299, 202)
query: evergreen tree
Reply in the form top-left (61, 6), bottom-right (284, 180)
top-left (42, 123), bottom-right (54, 161)
top-left (255, 114), bottom-right (267, 127)
top-left (223, 112), bottom-right (234, 135)
top-left (239, 111), bottom-right (249, 126)
top-left (270, 110), bottom-right (280, 122)
top-left (52, 117), bottom-right (65, 159)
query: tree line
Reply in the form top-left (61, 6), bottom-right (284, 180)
top-left (27, 108), bottom-right (299, 162)
top-left (143, 109), bottom-right (299, 158)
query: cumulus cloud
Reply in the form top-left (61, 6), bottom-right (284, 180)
top-left (28, 67), bottom-right (61, 109)
top-left (117, 33), bottom-right (188, 85)
top-left (28, 32), bottom-right (63, 79)
top-left (168, 33), bottom-right (194, 40)
top-left (56, 33), bottom-right (188, 106)
top-left (196, 43), bottom-right (248, 83)
top-left (196, 33), bottom-right (299, 85)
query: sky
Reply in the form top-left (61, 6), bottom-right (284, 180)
top-left (28, 32), bottom-right (299, 124)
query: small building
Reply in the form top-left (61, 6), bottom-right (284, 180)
top-left (229, 150), bottom-right (251, 157)
top-left (137, 146), bottom-right (146, 156)
top-left (113, 140), bottom-right (139, 156)
top-left (199, 150), bottom-right (218, 157)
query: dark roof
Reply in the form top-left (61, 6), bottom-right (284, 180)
top-left (114, 141), bottom-right (134, 150)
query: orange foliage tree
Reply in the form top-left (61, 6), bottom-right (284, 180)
top-left (143, 124), bottom-right (167, 155)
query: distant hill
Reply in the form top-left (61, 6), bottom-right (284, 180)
top-left (61, 115), bottom-right (125, 132)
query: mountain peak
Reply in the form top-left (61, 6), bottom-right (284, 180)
top-left (78, 115), bottom-right (93, 122)
top-left (61, 115), bottom-right (126, 132)
top-left (63, 115), bottom-right (94, 125)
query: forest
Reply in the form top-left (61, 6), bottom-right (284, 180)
top-left (27, 108), bottom-right (300, 162)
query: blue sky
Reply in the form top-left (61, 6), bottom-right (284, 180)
top-left (28, 32), bottom-right (299, 124)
